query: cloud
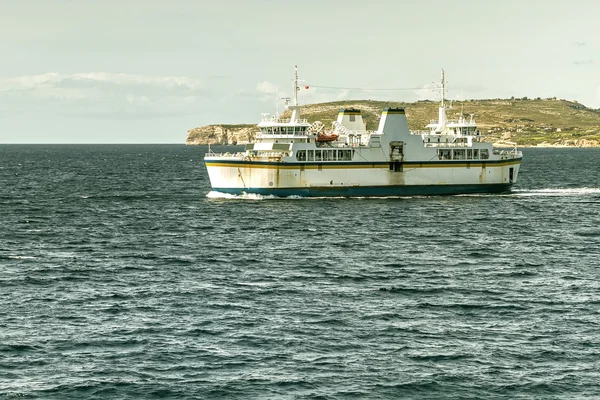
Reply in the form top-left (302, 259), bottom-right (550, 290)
top-left (413, 84), bottom-right (438, 101)
top-left (0, 72), bottom-right (203, 95)
top-left (574, 59), bottom-right (593, 65)
top-left (0, 72), bottom-right (206, 118)
top-left (574, 41), bottom-right (587, 47)
top-left (255, 80), bottom-right (292, 103)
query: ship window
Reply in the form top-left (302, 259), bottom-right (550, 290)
top-left (323, 150), bottom-right (331, 161)
top-left (296, 150), bottom-right (306, 161)
top-left (438, 149), bottom-right (451, 160)
top-left (350, 115), bottom-right (356, 122)
top-left (315, 150), bottom-right (322, 161)
top-left (307, 150), bottom-right (314, 161)
top-left (473, 149), bottom-right (479, 159)
top-left (467, 149), bottom-right (473, 159)
top-left (453, 149), bottom-right (465, 160)
top-left (481, 149), bottom-right (489, 159)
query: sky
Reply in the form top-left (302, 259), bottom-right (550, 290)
top-left (0, 0), bottom-right (599, 143)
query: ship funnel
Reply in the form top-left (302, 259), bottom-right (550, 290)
top-left (337, 109), bottom-right (365, 130)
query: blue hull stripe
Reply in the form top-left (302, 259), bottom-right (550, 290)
top-left (212, 184), bottom-right (513, 197)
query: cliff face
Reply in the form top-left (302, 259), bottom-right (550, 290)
top-left (534, 138), bottom-right (600, 147)
top-left (185, 125), bottom-right (256, 145)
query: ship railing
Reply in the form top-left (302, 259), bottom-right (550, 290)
top-left (413, 130), bottom-right (481, 137)
top-left (446, 119), bottom-right (477, 125)
top-left (260, 115), bottom-right (308, 124)
top-left (493, 143), bottom-right (522, 159)
top-left (493, 149), bottom-right (523, 159)
top-left (205, 151), bottom-right (246, 159)
top-left (428, 119), bottom-right (477, 126)
top-left (257, 133), bottom-right (310, 138)
top-left (250, 153), bottom-right (285, 160)
top-left (424, 142), bottom-right (471, 148)
top-left (410, 130), bottom-right (430, 135)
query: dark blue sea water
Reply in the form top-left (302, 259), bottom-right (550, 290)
top-left (1, 145), bottom-right (600, 399)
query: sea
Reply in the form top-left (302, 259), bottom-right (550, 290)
top-left (1, 144), bottom-right (599, 399)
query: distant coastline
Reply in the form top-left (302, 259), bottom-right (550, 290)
top-left (186, 98), bottom-right (600, 148)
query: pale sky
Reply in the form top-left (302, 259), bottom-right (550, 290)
top-left (0, 0), bottom-right (598, 143)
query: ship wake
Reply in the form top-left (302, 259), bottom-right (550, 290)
top-left (511, 187), bottom-right (600, 197)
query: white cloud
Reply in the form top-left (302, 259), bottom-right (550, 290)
top-left (0, 72), bottom-right (202, 92)
top-left (412, 85), bottom-right (437, 101)
top-left (255, 80), bottom-right (292, 104)
top-left (0, 72), bottom-right (206, 118)
top-left (256, 80), bottom-right (278, 95)
top-left (0, 72), bottom-right (204, 104)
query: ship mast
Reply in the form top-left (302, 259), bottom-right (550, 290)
top-left (441, 69), bottom-right (445, 108)
top-left (293, 65), bottom-right (299, 107)
top-left (437, 68), bottom-right (447, 130)
top-left (289, 65), bottom-right (301, 123)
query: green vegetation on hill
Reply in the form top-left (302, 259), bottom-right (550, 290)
top-left (280, 98), bottom-right (600, 146)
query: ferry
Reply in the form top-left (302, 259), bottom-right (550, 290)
top-left (204, 67), bottom-right (522, 197)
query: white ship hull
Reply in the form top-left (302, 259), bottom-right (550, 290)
top-left (206, 158), bottom-right (521, 196)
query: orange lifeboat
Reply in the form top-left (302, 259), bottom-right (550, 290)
top-left (316, 133), bottom-right (339, 142)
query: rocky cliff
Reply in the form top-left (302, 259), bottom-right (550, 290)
top-left (186, 124), bottom-right (255, 145)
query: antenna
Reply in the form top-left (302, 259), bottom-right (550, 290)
top-left (441, 69), bottom-right (445, 108)
top-left (293, 65), bottom-right (299, 106)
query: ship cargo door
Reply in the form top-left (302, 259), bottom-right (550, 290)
top-left (389, 162), bottom-right (403, 172)
top-left (509, 167), bottom-right (514, 183)
top-left (390, 141), bottom-right (404, 162)
top-left (389, 142), bottom-right (404, 172)
top-left (390, 142), bottom-right (404, 173)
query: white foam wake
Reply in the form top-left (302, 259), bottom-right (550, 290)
top-left (205, 191), bottom-right (347, 200)
top-left (512, 187), bottom-right (600, 197)
top-left (206, 191), bottom-right (279, 200)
